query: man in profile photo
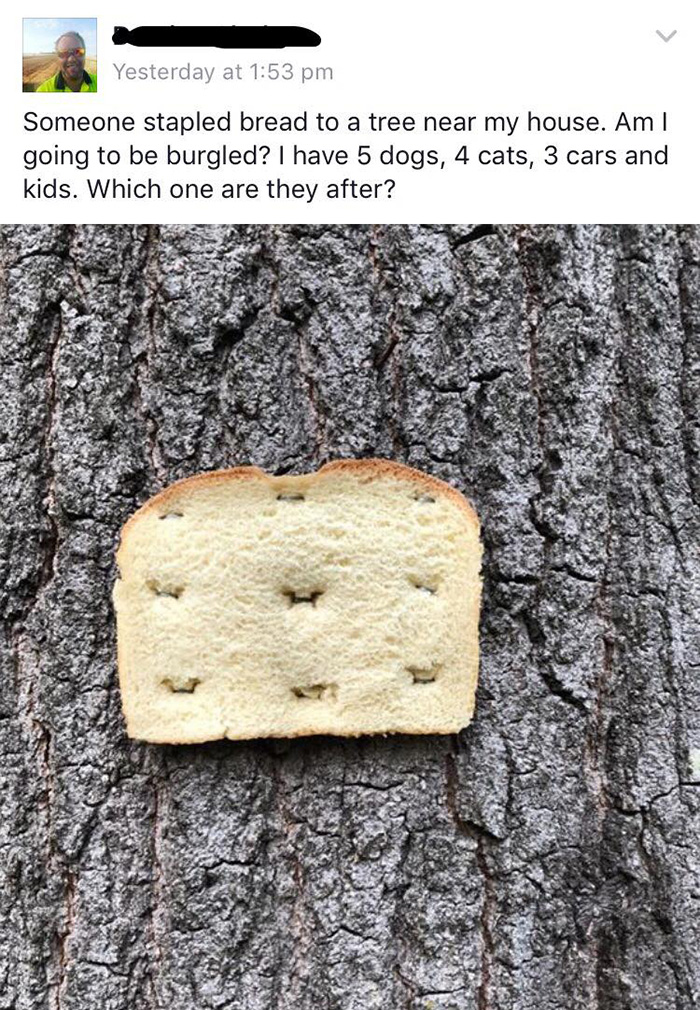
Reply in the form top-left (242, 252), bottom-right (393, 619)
top-left (37, 32), bottom-right (96, 92)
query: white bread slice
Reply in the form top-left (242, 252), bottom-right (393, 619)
top-left (113, 459), bottom-right (482, 742)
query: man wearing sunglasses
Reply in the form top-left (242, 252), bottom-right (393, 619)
top-left (37, 32), bottom-right (96, 92)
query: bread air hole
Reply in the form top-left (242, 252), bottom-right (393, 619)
top-left (283, 589), bottom-right (324, 607)
top-left (162, 676), bottom-right (200, 694)
top-left (414, 493), bottom-right (435, 503)
top-left (159, 511), bottom-right (184, 519)
top-left (409, 576), bottom-right (437, 595)
top-left (406, 664), bottom-right (441, 684)
top-left (277, 493), bottom-right (305, 502)
top-left (292, 683), bottom-right (338, 701)
top-left (147, 578), bottom-right (184, 599)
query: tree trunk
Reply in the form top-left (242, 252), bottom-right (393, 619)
top-left (1, 224), bottom-right (698, 1010)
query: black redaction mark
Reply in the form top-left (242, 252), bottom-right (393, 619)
top-left (112, 25), bottom-right (321, 49)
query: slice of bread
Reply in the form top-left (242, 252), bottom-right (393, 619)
top-left (113, 459), bottom-right (482, 742)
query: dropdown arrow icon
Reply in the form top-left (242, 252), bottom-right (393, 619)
top-left (656, 29), bottom-right (677, 42)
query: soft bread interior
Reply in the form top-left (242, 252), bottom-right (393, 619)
top-left (113, 461), bottom-right (482, 742)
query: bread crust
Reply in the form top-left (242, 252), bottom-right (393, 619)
top-left (117, 458), bottom-right (479, 555)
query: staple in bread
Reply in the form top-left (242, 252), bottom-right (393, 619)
top-left (113, 459), bottom-right (482, 742)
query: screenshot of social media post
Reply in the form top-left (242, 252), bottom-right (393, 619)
top-left (2, 3), bottom-right (698, 1010)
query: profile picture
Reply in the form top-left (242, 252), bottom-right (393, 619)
top-left (22, 18), bottom-right (97, 92)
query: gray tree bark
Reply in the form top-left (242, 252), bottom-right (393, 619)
top-left (0, 224), bottom-right (698, 1010)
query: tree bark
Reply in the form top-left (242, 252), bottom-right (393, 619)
top-left (1, 224), bottom-right (698, 1010)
